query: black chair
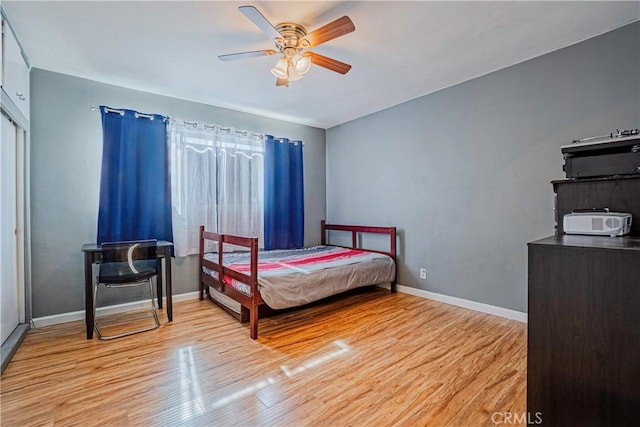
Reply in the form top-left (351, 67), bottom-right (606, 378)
top-left (94, 239), bottom-right (160, 340)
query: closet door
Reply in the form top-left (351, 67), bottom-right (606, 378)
top-left (1, 112), bottom-right (19, 345)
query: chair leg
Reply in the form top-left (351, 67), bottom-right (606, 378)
top-left (148, 278), bottom-right (161, 328)
top-left (93, 280), bottom-right (101, 338)
top-left (94, 278), bottom-right (161, 340)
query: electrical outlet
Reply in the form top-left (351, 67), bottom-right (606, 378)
top-left (419, 268), bottom-right (427, 279)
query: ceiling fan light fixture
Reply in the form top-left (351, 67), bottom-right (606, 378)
top-left (271, 57), bottom-right (289, 79)
top-left (293, 53), bottom-right (312, 75)
top-left (287, 65), bottom-right (304, 82)
top-left (223, 6), bottom-right (355, 87)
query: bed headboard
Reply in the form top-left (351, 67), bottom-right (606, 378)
top-left (320, 220), bottom-right (396, 261)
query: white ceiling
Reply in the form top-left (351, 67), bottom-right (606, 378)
top-left (3, 1), bottom-right (638, 129)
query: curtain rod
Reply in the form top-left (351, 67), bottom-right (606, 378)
top-left (90, 105), bottom-right (302, 144)
top-left (177, 120), bottom-right (302, 144)
top-left (181, 119), bottom-right (264, 138)
top-left (90, 105), bottom-right (165, 121)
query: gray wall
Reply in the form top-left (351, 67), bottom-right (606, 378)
top-left (326, 22), bottom-right (640, 313)
top-left (30, 69), bottom-right (326, 317)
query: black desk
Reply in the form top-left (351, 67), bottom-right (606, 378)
top-left (81, 241), bottom-right (174, 339)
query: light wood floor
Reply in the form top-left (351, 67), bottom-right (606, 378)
top-left (1, 288), bottom-right (527, 426)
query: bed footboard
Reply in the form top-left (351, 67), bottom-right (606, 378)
top-left (199, 226), bottom-right (262, 339)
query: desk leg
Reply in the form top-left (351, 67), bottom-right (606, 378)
top-left (157, 260), bottom-right (163, 309)
top-left (166, 255), bottom-right (173, 322)
top-left (84, 253), bottom-right (94, 339)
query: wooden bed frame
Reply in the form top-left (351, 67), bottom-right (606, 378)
top-left (199, 220), bottom-right (397, 339)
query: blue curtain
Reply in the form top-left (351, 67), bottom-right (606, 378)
top-left (264, 135), bottom-right (304, 249)
top-left (97, 107), bottom-right (173, 244)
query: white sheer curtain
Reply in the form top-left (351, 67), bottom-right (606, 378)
top-left (217, 129), bottom-right (264, 240)
top-left (170, 120), bottom-right (264, 257)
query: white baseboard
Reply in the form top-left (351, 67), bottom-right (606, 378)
top-left (31, 291), bottom-right (201, 328)
top-left (33, 286), bottom-right (528, 328)
top-left (380, 284), bottom-right (527, 323)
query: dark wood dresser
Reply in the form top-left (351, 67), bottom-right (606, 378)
top-left (527, 175), bottom-right (640, 426)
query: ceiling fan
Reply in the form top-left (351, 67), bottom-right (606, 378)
top-left (219, 5), bottom-right (355, 87)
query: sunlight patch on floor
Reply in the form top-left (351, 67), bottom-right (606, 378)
top-left (189, 340), bottom-right (352, 420)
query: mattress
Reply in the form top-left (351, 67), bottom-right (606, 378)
top-left (202, 245), bottom-right (395, 309)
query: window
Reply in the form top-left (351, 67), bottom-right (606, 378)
top-left (170, 121), bottom-right (264, 257)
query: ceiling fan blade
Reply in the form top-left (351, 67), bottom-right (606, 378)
top-left (276, 78), bottom-right (288, 87)
top-left (302, 16), bottom-right (355, 47)
top-left (238, 6), bottom-right (281, 39)
top-left (306, 52), bottom-right (352, 75)
top-left (218, 49), bottom-right (276, 61)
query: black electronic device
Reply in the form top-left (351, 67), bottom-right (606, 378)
top-left (562, 133), bottom-right (640, 179)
